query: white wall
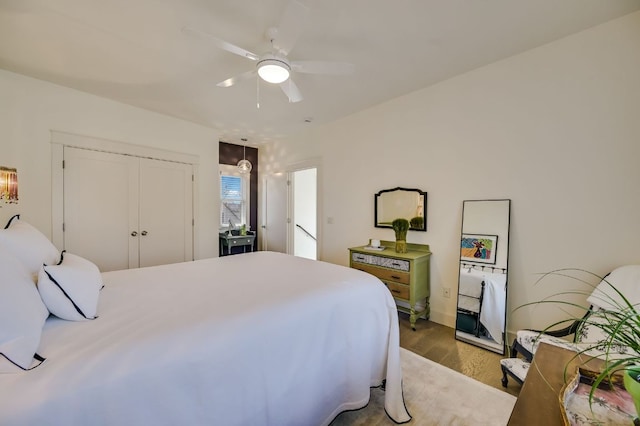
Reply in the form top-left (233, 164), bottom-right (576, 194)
top-left (0, 70), bottom-right (219, 259)
top-left (293, 168), bottom-right (317, 259)
top-left (260, 11), bottom-right (640, 336)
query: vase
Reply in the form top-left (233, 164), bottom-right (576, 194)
top-left (395, 240), bottom-right (407, 253)
top-left (624, 367), bottom-right (640, 419)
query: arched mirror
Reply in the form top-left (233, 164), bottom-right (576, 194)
top-left (455, 199), bottom-right (511, 354)
top-left (374, 187), bottom-right (427, 231)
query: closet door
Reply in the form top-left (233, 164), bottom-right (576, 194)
top-left (138, 158), bottom-right (193, 268)
top-left (63, 147), bottom-right (139, 272)
top-left (63, 148), bottom-right (193, 272)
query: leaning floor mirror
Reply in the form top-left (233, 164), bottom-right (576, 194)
top-left (455, 199), bottom-right (511, 354)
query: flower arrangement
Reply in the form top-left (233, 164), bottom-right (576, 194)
top-left (391, 218), bottom-right (409, 253)
top-left (410, 216), bottom-right (424, 230)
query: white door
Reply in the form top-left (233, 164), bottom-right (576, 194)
top-left (138, 158), bottom-right (193, 268)
top-left (63, 147), bottom-right (138, 272)
top-left (63, 148), bottom-right (193, 271)
top-left (262, 173), bottom-right (288, 253)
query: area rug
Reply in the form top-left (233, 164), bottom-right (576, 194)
top-left (330, 348), bottom-right (516, 425)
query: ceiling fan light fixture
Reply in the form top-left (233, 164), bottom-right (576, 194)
top-left (257, 57), bottom-right (290, 84)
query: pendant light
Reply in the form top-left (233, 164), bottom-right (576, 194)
top-left (237, 139), bottom-right (252, 174)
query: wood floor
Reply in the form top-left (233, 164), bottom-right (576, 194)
top-left (398, 312), bottom-right (521, 398)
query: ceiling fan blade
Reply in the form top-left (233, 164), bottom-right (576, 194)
top-left (217, 70), bottom-right (256, 88)
top-left (182, 26), bottom-right (260, 61)
top-left (272, 0), bottom-right (310, 55)
top-left (280, 79), bottom-right (303, 103)
top-left (291, 61), bottom-right (355, 75)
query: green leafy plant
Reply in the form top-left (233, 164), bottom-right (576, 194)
top-left (410, 216), bottom-right (424, 229)
top-left (391, 218), bottom-right (410, 253)
top-left (519, 268), bottom-right (640, 409)
top-left (391, 218), bottom-right (409, 240)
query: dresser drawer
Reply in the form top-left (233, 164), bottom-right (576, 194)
top-left (351, 253), bottom-right (410, 272)
top-left (352, 263), bottom-right (410, 285)
top-left (228, 237), bottom-right (253, 246)
top-left (383, 281), bottom-right (410, 299)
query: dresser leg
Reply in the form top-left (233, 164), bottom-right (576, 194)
top-left (410, 307), bottom-right (417, 330)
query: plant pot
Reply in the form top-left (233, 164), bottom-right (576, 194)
top-left (624, 367), bottom-right (640, 418)
top-left (395, 240), bottom-right (407, 253)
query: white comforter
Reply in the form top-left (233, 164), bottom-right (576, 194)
top-left (0, 252), bottom-right (409, 426)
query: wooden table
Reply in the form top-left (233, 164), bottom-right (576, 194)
top-left (508, 342), bottom-right (604, 426)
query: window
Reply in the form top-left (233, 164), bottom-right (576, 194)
top-left (220, 165), bottom-right (249, 228)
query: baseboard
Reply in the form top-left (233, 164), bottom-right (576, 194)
top-left (428, 310), bottom-right (457, 329)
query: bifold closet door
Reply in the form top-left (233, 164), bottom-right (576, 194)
top-left (138, 158), bottom-right (193, 268)
top-left (63, 147), bottom-right (139, 272)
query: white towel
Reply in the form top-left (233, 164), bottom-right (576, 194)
top-left (479, 274), bottom-right (507, 345)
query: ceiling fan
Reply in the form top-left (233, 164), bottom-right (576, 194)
top-left (183, 0), bottom-right (354, 103)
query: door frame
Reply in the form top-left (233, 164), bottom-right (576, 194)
top-left (291, 167), bottom-right (318, 260)
top-left (260, 157), bottom-right (322, 260)
top-left (50, 130), bottom-right (199, 255)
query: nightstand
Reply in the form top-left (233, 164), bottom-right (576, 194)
top-left (219, 231), bottom-right (256, 256)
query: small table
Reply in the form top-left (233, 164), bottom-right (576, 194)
top-left (508, 342), bottom-right (605, 426)
top-left (219, 232), bottom-right (255, 256)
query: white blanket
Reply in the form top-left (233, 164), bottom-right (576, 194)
top-left (0, 252), bottom-right (409, 425)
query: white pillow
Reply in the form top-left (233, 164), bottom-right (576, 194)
top-left (0, 245), bottom-right (49, 373)
top-left (587, 265), bottom-right (640, 311)
top-left (0, 215), bottom-right (60, 282)
top-left (38, 252), bottom-right (102, 321)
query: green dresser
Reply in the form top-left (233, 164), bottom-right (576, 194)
top-left (349, 241), bottom-right (431, 330)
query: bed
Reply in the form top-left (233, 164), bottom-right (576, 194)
top-left (457, 265), bottom-right (507, 345)
top-left (0, 247), bottom-right (410, 425)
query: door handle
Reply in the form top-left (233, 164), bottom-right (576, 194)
top-left (131, 231), bottom-right (138, 237)
top-left (141, 230), bottom-right (148, 236)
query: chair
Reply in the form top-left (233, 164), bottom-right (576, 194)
top-left (500, 265), bottom-right (640, 388)
top-left (500, 309), bottom-right (592, 387)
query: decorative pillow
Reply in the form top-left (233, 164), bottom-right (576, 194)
top-left (0, 215), bottom-right (60, 282)
top-left (0, 244), bottom-right (49, 372)
top-left (37, 251), bottom-right (102, 321)
top-left (587, 265), bottom-right (640, 311)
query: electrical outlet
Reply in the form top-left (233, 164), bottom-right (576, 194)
top-left (442, 287), bottom-right (451, 298)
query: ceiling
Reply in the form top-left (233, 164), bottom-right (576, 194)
top-left (1, 0), bottom-right (638, 145)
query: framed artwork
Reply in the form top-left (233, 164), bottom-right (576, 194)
top-left (0, 167), bottom-right (18, 205)
top-left (460, 233), bottom-right (498, 264)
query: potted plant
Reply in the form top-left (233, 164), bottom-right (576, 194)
top-left (521, 268), bottom-right (640, 417)
top-left (410, 216), bottom-right (424, 230)
top-left (391, 218), bottom-right (409, 253)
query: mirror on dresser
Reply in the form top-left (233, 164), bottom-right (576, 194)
top-left (374, 187), bottom-right (427, 231)
top-left (455, 199), bottom-right (511, 354)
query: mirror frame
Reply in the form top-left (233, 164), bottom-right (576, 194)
top-left (374, 187), bottom-right (427, 232)
top-left (454, 199), bottom-right (511, 355)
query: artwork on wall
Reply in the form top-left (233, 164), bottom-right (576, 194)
top-left (0, 166), bottom-right (18, 205)
top-left (460, 233), bottom-right (498, 264)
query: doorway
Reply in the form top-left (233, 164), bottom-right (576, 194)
top-left (292, 168), bottom-right (317, 260)
top-left (262, 164), bottom-right (319, 260)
